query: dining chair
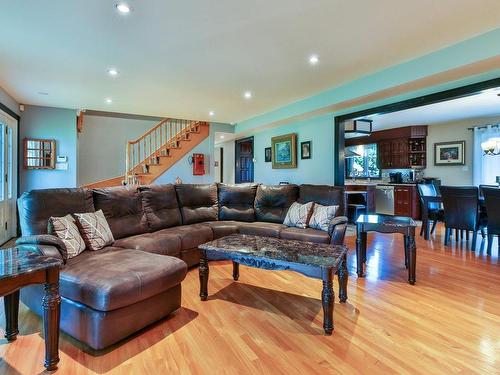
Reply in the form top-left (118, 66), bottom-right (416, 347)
top-left (418, 183), bottom-right (444, 240)
top-left (482, 187), bottom-right (500, 254)
top-left (440, 186), bottom-right (487, 249)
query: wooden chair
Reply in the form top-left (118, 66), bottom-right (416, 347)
top-left (483, 187), bottom-right (500, 254)
top-left (440, 186), bottom-right (486, 250)
top-left (418, 183), bottom-right (444, 240)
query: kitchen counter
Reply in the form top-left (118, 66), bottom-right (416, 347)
top-left (345, 180), bottom-right (417, 187)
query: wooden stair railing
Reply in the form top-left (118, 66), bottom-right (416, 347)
top-left (125, 118), bottom-right (208, 185)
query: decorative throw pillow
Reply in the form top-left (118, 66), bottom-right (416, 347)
top-left (283, 201), bottom-right (314, 229)
top-left (74, 210), bottom-right (114, 251)
top-left (309, 204), bottom-right (339, 232)
top-left (48, 214), bottom-right (86, 259)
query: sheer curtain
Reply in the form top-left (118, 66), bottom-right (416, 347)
top-left (472, 125), bottom-right (500, 185)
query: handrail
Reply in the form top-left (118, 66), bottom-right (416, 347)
top-left (124, 117), bottom-right (204, 185)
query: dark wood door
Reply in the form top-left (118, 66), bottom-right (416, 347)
top-left (394, 187), bottom-right (412, 216)
top-left (235, 137), bottom-right (254, 183)
top-left (378, 140), bottom-right (392, 169)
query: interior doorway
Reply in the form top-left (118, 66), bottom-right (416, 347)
top-left (0, 108), bottom-right (18, 244)
top-left (235, 136), bottom-right (254, 183)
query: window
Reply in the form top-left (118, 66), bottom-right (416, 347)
top-left (473, 126), bottom-right (500, 185)
top-left (345, 143), bottom-right (380, 179)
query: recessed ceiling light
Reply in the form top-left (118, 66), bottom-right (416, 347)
top-left (309, 55), bottom-right (319, 65)
top-left (220, 135), bottom-right (225, 139)
top-left (108, 68), bottom-right (118, 76)
top-left (209, 111), bottom-right (215, 116)
top-left (116, 3), bottom-right (131, 14)
top-left (105, 98), bottom-right (113, 104)
top-left (244, 91), bottom-right (252, 99)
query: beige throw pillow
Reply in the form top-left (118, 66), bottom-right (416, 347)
top-left (48, 214), bottom-right (86, 259)
top-left (74, 210), bottom-right (114, 251)
top-left (309, 204), bottom-right (339, 232)
top-left (283, 201), bottom-right (314, 229)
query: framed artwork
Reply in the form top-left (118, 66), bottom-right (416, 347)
top-left (271, 133), bottom-right (297, 169)
top-left (301, 141), bottom-right (311, 159)
top-left (434, 140), bottom-right (465, 165)
top-left (264, 147), bottom-right (272, 162)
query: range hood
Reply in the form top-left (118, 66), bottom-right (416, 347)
top-left (344, 119), bottom-right (372, 139)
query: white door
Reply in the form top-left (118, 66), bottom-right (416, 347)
top-left (0, 109), bottom-right (18, 245)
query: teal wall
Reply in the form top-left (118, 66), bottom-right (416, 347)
top-left (254, 114), bottom-right (333, 184)
top-left (237, 28), bottom-right (500, 134)
top-left (20, 105), bottom-right (78, 193)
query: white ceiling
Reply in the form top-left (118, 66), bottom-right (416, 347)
top-left (364, 88), bottom-right (500, 130)
top-left (1, 1), bottom-right (500, 123)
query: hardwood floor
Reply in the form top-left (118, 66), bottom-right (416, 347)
top-left (1, 225), bottom-right (499, 374)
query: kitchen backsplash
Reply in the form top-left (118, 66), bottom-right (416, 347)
top-left (381, 169), bottom-right (413, 181)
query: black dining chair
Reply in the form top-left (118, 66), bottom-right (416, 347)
top-left (483, 187), bottom-right (500, 254)
top-left (418, 183), bottom-right (444, 240)
top-left (440, 186), bottom-right (487, 249)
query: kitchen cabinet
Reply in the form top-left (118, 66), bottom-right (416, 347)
top-left (344, 184), bottom-right (376, 213)
top-left (394, 185), bottom-right (420, 219)
top-left (378, 138), bottom-right (409, 169)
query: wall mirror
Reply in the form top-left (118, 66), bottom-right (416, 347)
top-left (23, 138), bottom-right (56, 169)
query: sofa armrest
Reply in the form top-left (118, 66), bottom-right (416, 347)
top-left (328, 216), bottom-right (348, 246)
top-left (16, 235), bottom-right (68, 262)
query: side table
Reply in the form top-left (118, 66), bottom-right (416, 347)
top-left (0, 247), bottom-right (62, 371)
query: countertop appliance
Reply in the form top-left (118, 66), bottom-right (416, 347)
top-left (375, 185), bottom-right (395, 215)
top-left (389, 172), bottom-right (403, 184)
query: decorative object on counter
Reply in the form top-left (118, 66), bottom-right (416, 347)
top-left (272, 133), bottom-right (297, 169)
top-left (300, 141), bottom-right (311, 159)
top-left (264, 147), bottom-right (272, 162)
top-left (344, 119), bottom-right (372, 139)
top-left (434, 140), bottom-right (465, 165)
top-left (175, 176), bottom-right (182, 184)
top-left (23, 138), bottom-right (56, 169)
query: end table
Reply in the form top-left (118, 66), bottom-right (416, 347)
top-left (0, 247), bottom-right (62, 371)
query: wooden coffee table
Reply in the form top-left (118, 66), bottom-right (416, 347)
top-left (198, 234), bottom-right (349, 335)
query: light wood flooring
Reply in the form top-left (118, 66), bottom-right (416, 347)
top-left (1, 225), bottom-right (499, 374)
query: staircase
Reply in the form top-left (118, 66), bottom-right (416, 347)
top-left (84, 118), bottom-right (210, 188)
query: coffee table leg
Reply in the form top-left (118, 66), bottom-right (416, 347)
top-left (199, 253), bottom-right (209, 301)
top-left (408, 235), bottom-right (417, 285)
top-left (337, 254), bottom-right (348, 303)
top-left (4, 290), bottom-right (19, 342)
top-left (43, 268), bottom-right (60, 371)
top-left (232, 261), bottom-right (239, 281)
top-left (356, 228), bottom-right (366, 277)
top-left (321, 268), bottom-right (334, 335)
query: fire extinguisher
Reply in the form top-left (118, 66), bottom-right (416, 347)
top-left (189, 153), bottom-right (205, 175)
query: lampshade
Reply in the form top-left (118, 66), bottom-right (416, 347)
top-left (481, 137), bottom-right (500, 156)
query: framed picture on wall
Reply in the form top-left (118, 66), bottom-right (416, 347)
top-left (271, 133), bottom-right (297, 169)
top-left (301, 141), bottom-right (311, 159)
top-left (264, 147), bottom-right (272, 162)
top-left (434, 140), bottom-right (465, 165)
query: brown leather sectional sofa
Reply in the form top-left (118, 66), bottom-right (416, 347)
top-left (16, 183), bottom-right (346, 350)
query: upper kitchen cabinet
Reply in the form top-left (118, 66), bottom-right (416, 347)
top-left (346, 125), bottom-right (427, 169)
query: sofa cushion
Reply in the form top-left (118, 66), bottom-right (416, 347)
top-left (283, 201), bottom-right (314, 229)
top-left (254, 184), bottom-right (299, 223)
top-left (175, 184), bottom-right (218, 224)
top-left (113, 232), bottom-right (182, 257)
top-left (157, 224), bottom-right (213, 250)
top-left (139, 184), bottom-right (182, 231)
top-left (202, 221), bottom-right (240, 239)
top-left (309, 204), bottom-right (339, 232)
top-left (298, 184), bottom-right (345, 216)
top-left (92, 186), bottom-right (148, 239)
top-left (218, 183), bottom-right (257, 222)
top-left (279, 227), bottom-right (330, 244)
top-left (238, 222), bottom-right (287, 238)
top-left (74, 210), bottom-right (115, 251)
top-left (18, 188), bottom-right (95, 236)
top-left (48, 214), bottom-right (86, 258)
top-left (60, 247), bottom-right (187, 311)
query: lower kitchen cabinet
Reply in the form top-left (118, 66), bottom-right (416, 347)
top-left (394, 185), bottom-right (420, 219)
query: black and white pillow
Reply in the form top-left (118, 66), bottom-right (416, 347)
top-left (283, 202), bottom-right (314, 229)
top-left (309, 204), bottom-right (339, 232)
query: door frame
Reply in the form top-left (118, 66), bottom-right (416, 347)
top-left (334, 76), bottom-right (500, 186)
top-left (234, 136), bottom-right (254, 183)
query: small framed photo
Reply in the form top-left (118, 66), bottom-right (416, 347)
top-left (434, 140), bottom-right (465, 165)
top-left (301, 141), bottom-right (311, 160)
top-left (264, 147), bottom-right (272, 162)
